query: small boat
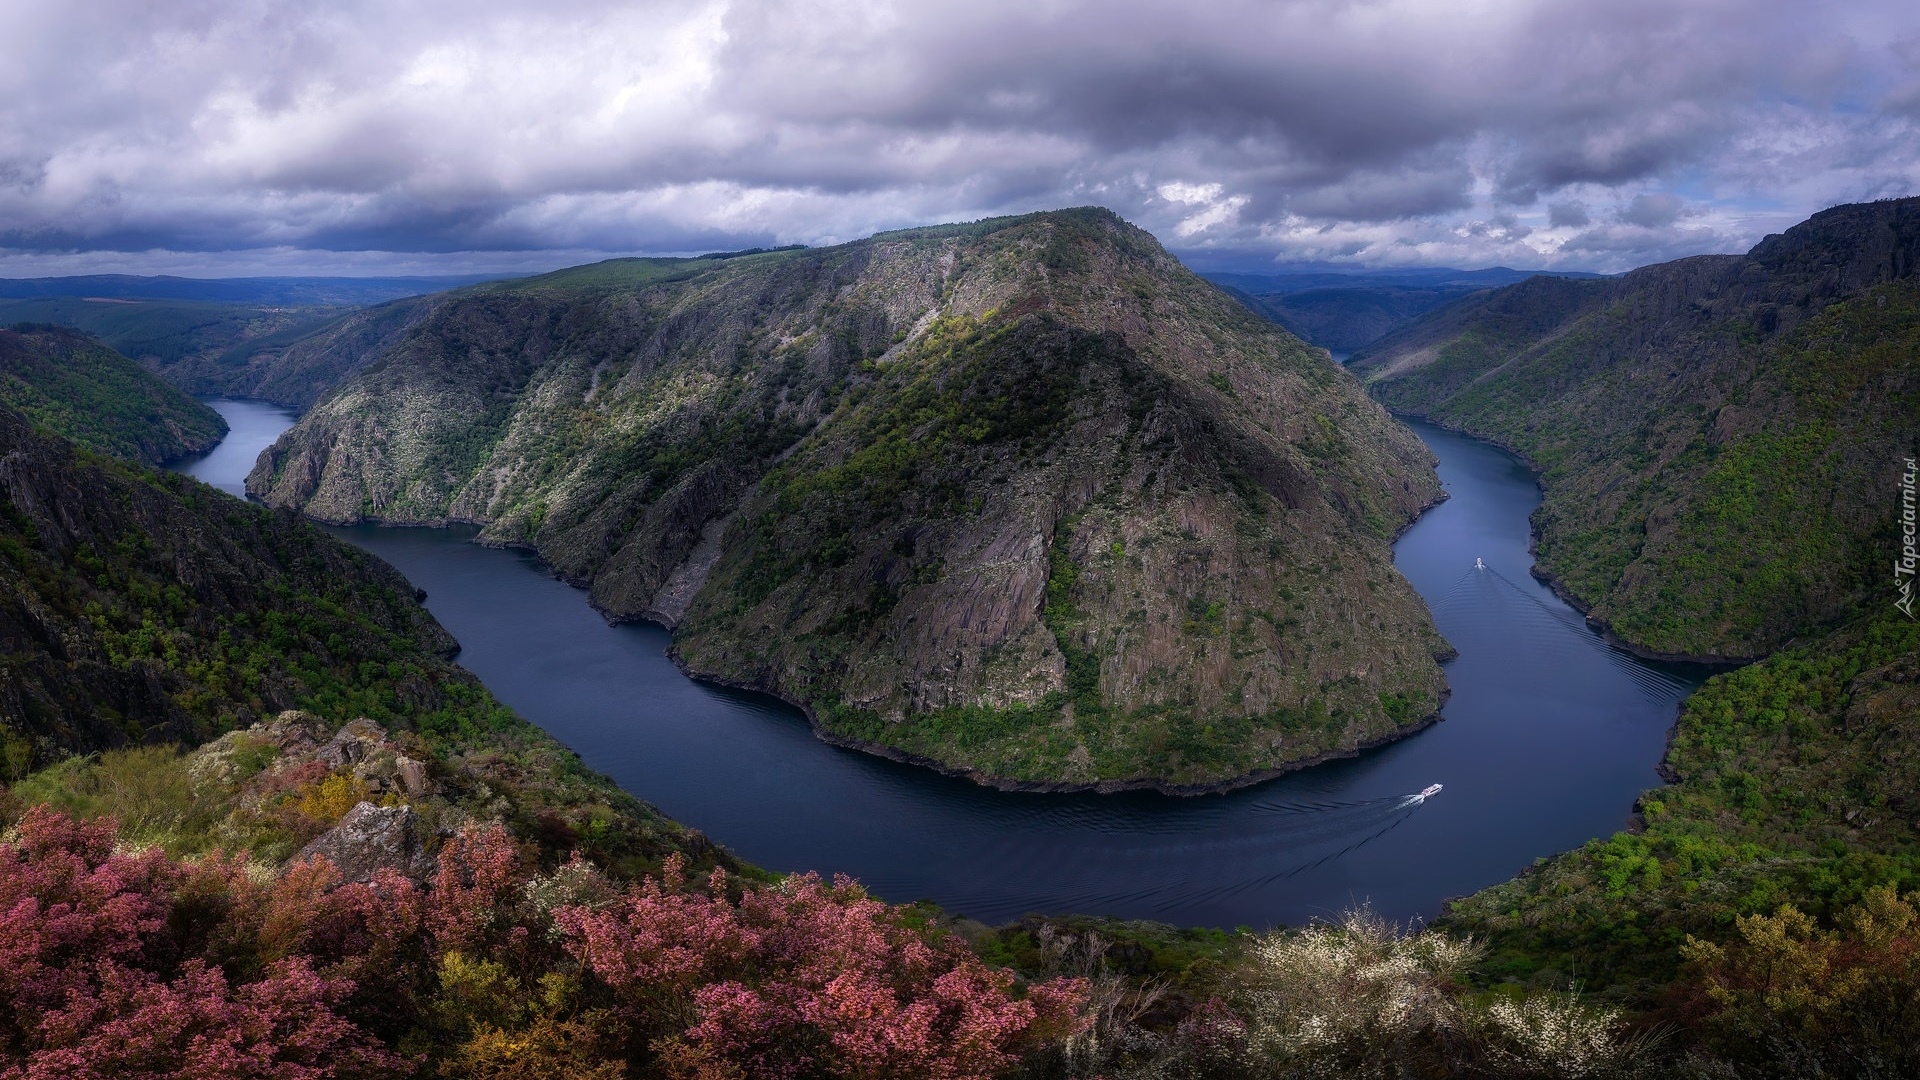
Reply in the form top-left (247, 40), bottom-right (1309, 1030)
top-left (1474, 558), bottom-right (1486, 570)
top-left (1419, 783), bottom-right (1443, 799)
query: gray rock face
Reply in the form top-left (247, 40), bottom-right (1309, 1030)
top-left (294, 801), bottom-right (437, 884)
top-left (395, 756), bottom-right (431, 797)
top-left (317, 717), bottom-right (387, 768)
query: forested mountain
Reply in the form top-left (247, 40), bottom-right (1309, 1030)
top-left (0, 323), bottom-right (226, 465)
top-left (249, 209), bottom-right (1454, 790)
top-left (0, 406), bottom-right (717, 876)
top-left (1354, 197), bottom-right (1920, 661)
top-left (1350, 199), bottom-right (1920, 1044)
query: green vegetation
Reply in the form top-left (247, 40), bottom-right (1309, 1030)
top-left (1444, 611), bottom-right (1920, 1003)
top-left (0, 323), bottom-right (226, 465)
top-left (254, 207), bottom-right (1449, 789)
top-left (486, 247), bottom-right (805, 292)
top-left (0, 408), bottom-right (725, 879)
top-left (1347, 200), bottom-right (1920, 1075)
top-left (1355, 200), bottom-right (1920, 661)
top-left (0, 295), bottom-right (340, 369)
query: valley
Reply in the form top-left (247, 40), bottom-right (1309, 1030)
top-left (247, 209), bottom-right (1455, 790)
top-left (180, 399), bottom-right (1705, 928)
top-left (4, 198), bottom-right (1916, 1077)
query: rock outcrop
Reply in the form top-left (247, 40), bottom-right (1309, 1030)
top-left (295, 801), bottom-right (437, 884)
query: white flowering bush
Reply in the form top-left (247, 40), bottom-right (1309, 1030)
top-left (1478, 993), bottom-right (1640, 1079)
top-left (1209, 908), bottom-right (1650, 1079)
top-left (1228, 907), bottom-right (1479, 1078)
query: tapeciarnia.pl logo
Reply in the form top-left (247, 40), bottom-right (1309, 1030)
top-left (1898, 456), bottom-right (1917, 619)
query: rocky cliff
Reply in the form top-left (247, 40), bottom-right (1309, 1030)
top-left (0, 324), bottom-right (226, 465)
top-left (251, 209), bottom-right (1451, 790)
top-left (1354, 197), bottom-right (1920, 660)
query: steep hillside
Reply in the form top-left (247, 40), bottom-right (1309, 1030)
top-left (250, 209), bottom-right (1451, 791)
top-left (0, 297), bottom-right (341, 378)
top-left (0, 297), bottom-right (428, 411)
top-left (1444, 607), bottom-right (1920, 1004)
top-left (0, 408), bottom-right (720, 875)
top-left (0, 324), bottom-right (226, 465)
top-left (1353, 198), bottom-right (1920, 660)
top-left (0, 277), bottom-right (517, 410)
top-left (161, 296), bottom-right (435, 408)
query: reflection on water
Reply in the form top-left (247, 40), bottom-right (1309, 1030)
top-left (175, 403), bottom-right (1709, 928)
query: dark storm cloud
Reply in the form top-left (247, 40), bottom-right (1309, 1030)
top-left (1548, 202), bottom-right (1591, 228)
top-left (1620, 194), bottom-right (1687, 229)
top-left (0, 0), bottom-right (1915, 274)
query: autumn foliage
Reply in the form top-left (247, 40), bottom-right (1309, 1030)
top-left (0, 807), bottom-right (1087, 1078)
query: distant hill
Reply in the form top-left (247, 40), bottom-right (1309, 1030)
top-left (0, 324), bottom-right (225, 465)
top-left (1353, 197), bottom-right (1920, 661)
top-left (0, 274), bottom-right (527, 407)
top-left (150, 296), bottom-right (438, 409)
top-left (1206, 267), bottom-right (1609, 355)
top-left (0, 273), bottom-right (518, 306)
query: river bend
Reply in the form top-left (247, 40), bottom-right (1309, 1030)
top-left (173, 399), bottom-right (1706, 928)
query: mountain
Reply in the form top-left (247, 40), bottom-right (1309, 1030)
top-left (1353, 198), bottom-right (1920, 1009)
top-left (1353, 198), bottom-right (1920, 660)
top-left (0, 275), bottom-right (531, 409)
top-left (0, 297), bottom-right (343, 373)
top-left (0, 324), bottom-right (226, 465)
top-left (0, 273), bottom-right (516, 306)
top-left (155, 296), bottom-right (436, 408)
top-left (249, 208), bottom-right (1452, 791)
top-left (0, 405), bottom-right (720, 874)
top-left (1205, 268), bottom-right (1609, 355)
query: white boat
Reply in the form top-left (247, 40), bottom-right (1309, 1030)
top-left (1474, 558), bottom-right (1486, 570)
top-left (1419, 783), bottom-right (1443, 799)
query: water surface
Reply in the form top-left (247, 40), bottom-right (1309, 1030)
top-left (169, 399), bottom-right (300, 497)
top-left (181, 402), bottom-right (1705, 928)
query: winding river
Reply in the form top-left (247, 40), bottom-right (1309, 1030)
top-left (174, 399), bottom-right (1708, 929)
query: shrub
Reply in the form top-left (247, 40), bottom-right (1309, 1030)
top-left (557, 854), bottom-right (1088, 1079)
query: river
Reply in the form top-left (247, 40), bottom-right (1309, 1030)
top-left (173, 399), bottom-right (1707, 928)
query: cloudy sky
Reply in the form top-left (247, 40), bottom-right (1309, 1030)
top-left (3, 0), bottom-right (1917, 277)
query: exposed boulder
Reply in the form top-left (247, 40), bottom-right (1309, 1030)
top-left (317, 717), bottom-right (387, 768)
top-left (294, 801), bottom-right (437, 884)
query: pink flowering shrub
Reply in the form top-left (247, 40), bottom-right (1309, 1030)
top-left (0, 808), bottom-right (1084, 1078)
top-left (11, 958), bottom-right (395, 1080)
top-left (559, 855), bottom-right (1088, 1080)
top-left (426, 824), bottom-right (521, 953)
top-left (0, 807), bottom-right (402, 1078)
